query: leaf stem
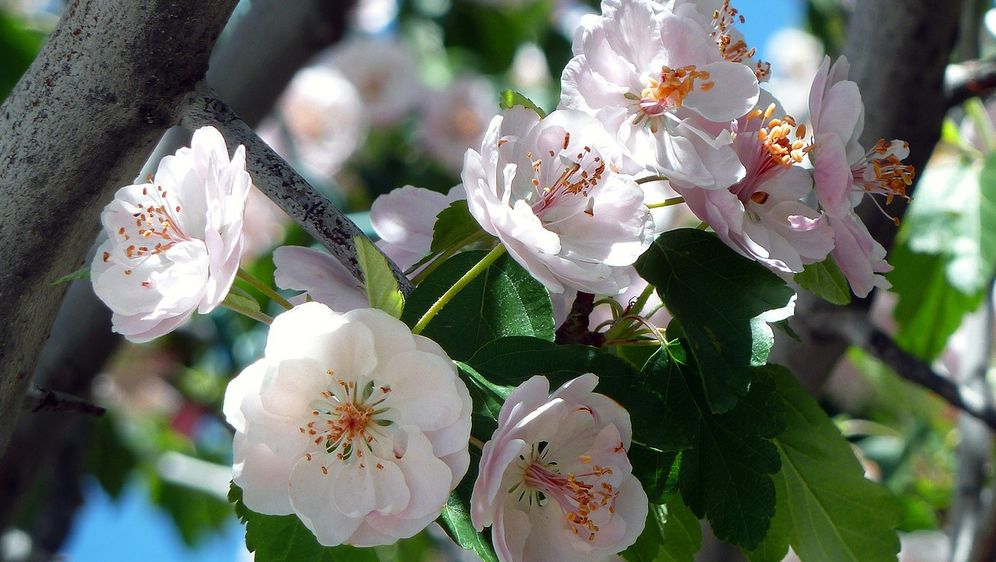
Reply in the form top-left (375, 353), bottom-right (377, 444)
top-left (237, 268), bottom-right (293, 310)
top-left (646, 196), bottom-right (685, 209)
top-left (469, 436), bottom-right (486, 450)
top-left (412, 244), bottom-right (507, 335)
top-left (411, 230), bottom-right (493, 286)
top-left (221, 302), bottom-right (273, 325)
top-left (636, 175), bottom-right (669, 185)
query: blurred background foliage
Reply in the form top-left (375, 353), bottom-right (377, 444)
top-left (1, 0), bottom-right (996, 561)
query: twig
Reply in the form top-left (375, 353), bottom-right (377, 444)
top-left (556, 292), bottom-right (602, 346)
top-left (813, 309), bottom-right (996, 431)
top-left (179, 89), bottom-right (415, 296)
top-left (946, 57), bottom-right (996, 109)
top-left (24, 386), bottom-right (105, 417)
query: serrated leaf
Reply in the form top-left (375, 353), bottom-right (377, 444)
top-left (890, 245), bottom-right (983, 360)
top-left (498, 89), bottom-right (547, 117)
top-left (676, 363), bottom-right (784, 549)
top-left (401, 252), bottom-right (554, 360)
top-left (794, 256), bottom-right (851, 305)
top-left (230, 484), bottom-right (380, 562)
top-left (354, 235), bottom-right (405, 319)
top-left (622, 498), bottom-right (702, 562)
top-left (51, 266), bottom-right (90, 285)
top-left (430, 200), bottom-right (487, 254)
top-left (747, 368), bottom-right (901, 562)
top-left (634, 229), bottom-right (795, 413)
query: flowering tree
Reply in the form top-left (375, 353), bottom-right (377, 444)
top-left (1, 0), bottom-right (994, 561)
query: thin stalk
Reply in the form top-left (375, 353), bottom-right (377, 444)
top-left (221, 302), bottom-right (273, 325)
top-left (469, 436), bottom-right (486, 450)
top-left (646, 197), bottom-right (684, 209)
top-left (412, 245), bottom-right (507, 335)
top-left (636, 175), bottom-right (669, 185)
top-left (237, 268), bottom-right (293, 310)
top-left (412, 230), bottom-right (493, 285)
top-left (630, 283), bottom-right (656, 316)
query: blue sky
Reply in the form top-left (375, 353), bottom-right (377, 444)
top-left (60, 1), bottom-right (802, 560)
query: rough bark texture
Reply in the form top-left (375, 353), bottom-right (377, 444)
top-left (180, 91), bottom-right (415, 295)
top-left (773, 0), bottom-right (963, 394)
top-left (0, 0), bottom-right (359, 545)
top-left (0, 0), bottom-right (239, 459)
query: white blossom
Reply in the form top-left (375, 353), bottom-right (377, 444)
top-left (471, 374), bottom-right (647, 561)
top-left (462, 108), bottom-right (654, 294)
top-left (91, 126), bottom-right (250, 342)
top-left (224, 303), bottom-right (472, 546)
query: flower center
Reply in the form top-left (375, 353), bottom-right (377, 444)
top-left (730, 104), bottom-right (810, 205)
top-left (637, 65), bottom-right (714, 120)
top-left (852, 139), bottom-right (914, 204)
top-left (525, 133), bottom-right (607, 218)
top-left (104, 182), bottom-right (188, 267)
top-left (510, 442), bottom-right (620, 543)
top-left (711, 0), bottom-right (770, 80)
top-left (301, 373), bottom-right (393, 469)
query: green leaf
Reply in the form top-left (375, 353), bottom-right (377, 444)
top-left (901, 157), bottom-right (996, 295)
top-left (676, 363), bottom-right (784, 549)
top-left (629, 447), bottom-right (682, 505)
top-left (430, 200), bottom-right (487, 253)
top-left (223, 290), bottom-right (262, 314)
top-left (890, 246), bottom-right (983, 360)
top-left (354, 235), bottom-right (404, 319)
top-left (634, 229), bottom-right (795, 413)
top-left (0, 11), bottom-right (43, 101)
top-left (793, 256), bottom-right (851, 305)
top-left (498, 89), bottom-right (547, 117)
top-left (622, 498), bottom-right (702, 562)
top-left (230, 484), bottom-right (380, 561)
top-left (401, 252), bottom-right (554, 360)
top-left (747, 368), bottom-right (901, 562)
top-left (437, 446), bottom-right (498, 562)
top-left (51, 266), bottom-right (90, 285)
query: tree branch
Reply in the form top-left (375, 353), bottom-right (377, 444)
top-left (810, 309), bottom-right (996, 431)
top-left (772, 0), bottom-right (964, 394)
top-left (24, 386), bottom-right (104, 416)
top-left (946, 57), bottom-right (996, 109)
top-left (0, 0), bottom-right (239, 456)
top-left (179, 90), bottom-right (415, 296)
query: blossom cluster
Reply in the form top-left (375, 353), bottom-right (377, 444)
top-left (85, 0), bottom-right (913, 559)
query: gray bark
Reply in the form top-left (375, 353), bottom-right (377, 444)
top-left (773, 0), bottom-right (964, 394)
top-left (0, 0), bottom-right (239, 455)
top-left (179, 90), bottom-right (415, 294)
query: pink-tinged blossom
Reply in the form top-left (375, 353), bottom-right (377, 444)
top-left (330, 37), bottom-right (423, 128)
top-left (420, 75), bottom-right (498, 174)
top-left (91, 127), bottom-right (251, 342)
top-left (224, 303), bottom-right (472, 547)
top-left (674, 101), bottom-right (834, 273)
top-left (462, 108), bottom-right (654, 294)
top-left (258, 66), bottom-right (368, 186)
top-left (471, 374), bottom-right (647, 561)
top-left (274, 185), bottom-right (466, 309)
top-left (560, 0), bottom-right (759, 189)
top-left (371, 184), bottom-right (467, 271)
top-left (808, 56), bottom-right (914, 297)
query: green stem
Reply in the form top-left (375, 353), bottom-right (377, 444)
top-left (412, 244), bottom-right (506, 335)
top-left (696, 221), bottom-right (709, 230)
top-left (221, 302), bottom-right (273, 325)
top-left (636, 175), bottom-right (669, 185)
top-left (646, 196), bottom-right (684, 209)
top-left (412, 230), bottom-right (493, 285)
top-left (631, 283), bottom-right (656, 316)
top-left (469, 436), bottom-right (486, 450)
top-left (237, 268), bottom-right (293, 310)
